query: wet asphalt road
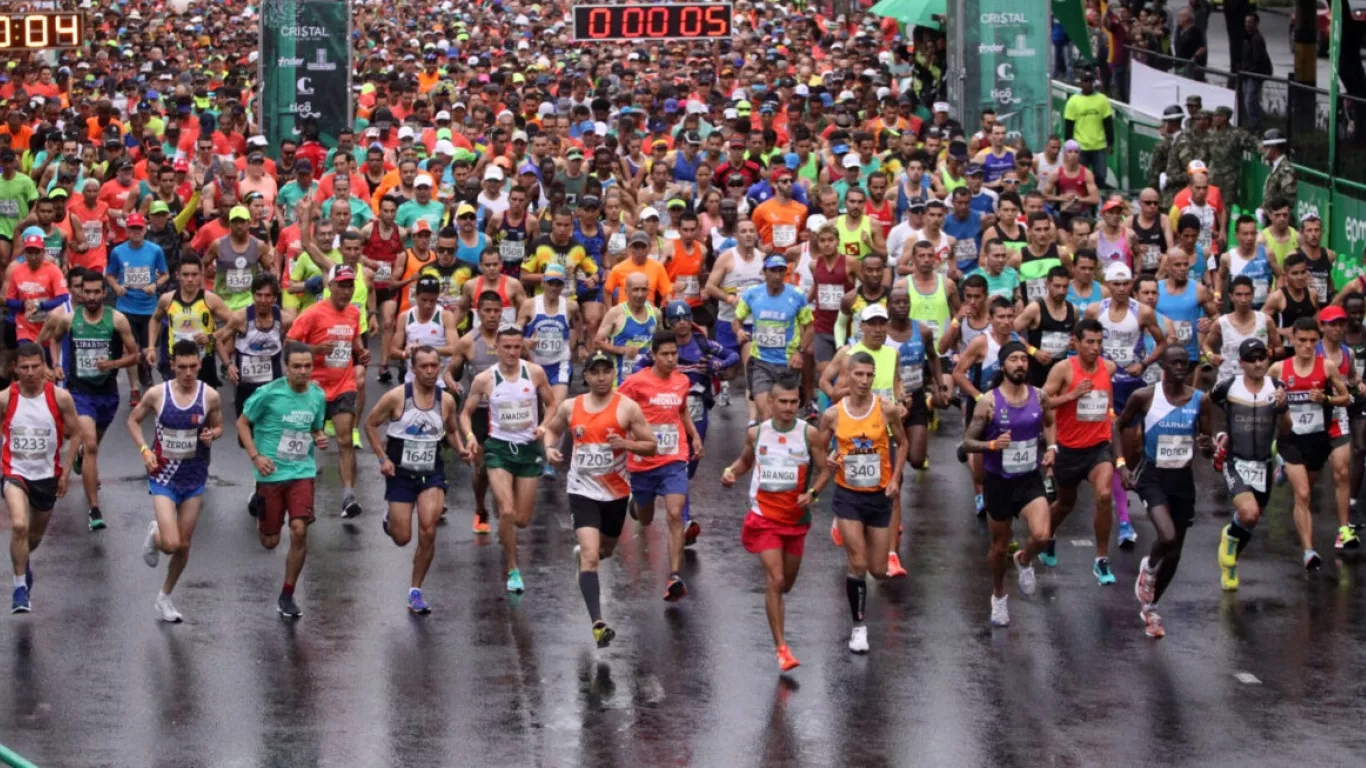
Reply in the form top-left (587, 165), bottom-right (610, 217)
top-left (3, 367), bottom-right (1366, 767)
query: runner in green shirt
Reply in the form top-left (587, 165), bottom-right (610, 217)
top-left (0, 149), bottom-right (39, 261)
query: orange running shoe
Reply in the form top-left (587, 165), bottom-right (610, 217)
top-left (887, 551), bottom-right (908, 579)
top-left (472, 512), bottom-right (491, 535)
top-left (776, 645), bottom-right (800, 672)
top-left (831, 519), bottom-right (844, 547)
top-left (1141, 607), bottom-right (1166, 639)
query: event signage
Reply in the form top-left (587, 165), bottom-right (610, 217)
top-left (258, 0), bottom-right (351, 150)
top-left (572, 3), bottom-right (733, 41)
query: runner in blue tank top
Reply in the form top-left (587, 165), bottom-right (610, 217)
top-left (1155, 246), bottom-right (1218, 381)
top-left (1114, 346), bottom-right (1215, 639)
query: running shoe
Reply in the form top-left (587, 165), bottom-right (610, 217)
top-left (1014, 550), bottom-right (1036, 595)
top-left (663, 574), bottom-right (687, 602)
top-left (1217, 525), bottom-right (1239, 569)
top-left (592, 621), bottom-right (616, 648)
top-left (73, 446), bottom-right (83, 476)
top-left (277, 593), bottom-right (302, 618)
top-left (324, 419), bottom-right (335, 437)
top-left (957, 443), bottom-right (968, 464)
top-left (138, 362), bottom-right (153, 389)
top-left (247, 493), bottom-right (264, 519)
top-left (1135, 556), bottom-right (1157, 605)
top-left (573, 544), bottom-right (582, 575)
top-left (1039, 538), bottom-right (1058, 568)
top-left (408, 588), bottom-right (432, 615)
top-left (352, 429), bottom-right (362, 448)
top-left (341, 499), bottom-right (363, 519)
top-left (88, 507), bottom-right (106, 531)
top-left (507, 569), bottom-right (525, 594)
top-left (776, 644), bottom-right (800, 672)
top-left (1141, 607), bottom-right (1166, 638)
top-left (990, 594), bottom-right (1009, 627)
top-left (717, 382), bottom-right (731, 408)
top-left (848, 625), bottom-right (870, 653)
top-left (928, 408), bottom-right (939, 433)
top-left (11, 585), bottom-right (30, 614)
top-left (1117, 520), bottom-right (1138, 550)
top-left (155, 593), bottom-right (184, 623)
top-left (472, 511), bottom-right (491, 535)
top-left (684, 520), bottom-right (701, 547)
top-left (974, 493), bottom-right (985, 518)
top-left (142, 521), bottom-right (160, 567)
top-left (1093, 557), bottom-right (1117, 585)
top-left (887, 551), bottom-right (908, 579)
top-left (830, 519), bottom-right (844, 547)
top-left (1336, 525), bottom-right (1361, 551)
top-left (381, 512), bottom-right (391, 539)
top-left (542, 462), bottom-right (556, 479)
top-left (1304, 549), bottom-right (1322, 572)
top-left (1274, 460), bottom-right (1288, 487)
top-left (378, 368), bottom-right (393, 384)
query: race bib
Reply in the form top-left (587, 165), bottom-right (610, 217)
top-left (1253, 278), bottom-right (1269, 305)
top-left (373, 262), bottom-right (394, 283)
top-left (400, 440), bottom-right (438, 473)
top-left (902, 364), bottom-right (923, 392)
top-left (276, 429), bottom-right (310, 462)
top-left (608, 232), bottom-right (627, 253)
top-left (226, 267), bottom-right (252, 291)
top-left (1077, 390), bottom-right (1108, 421)
top-left (687, 394), bottom-right (704, 421)
top-left (125, 265), bottom-right (152, 288)
top-left (1155, 434), bottom-right (1193, 468)
top-left (1040, 331), bottom-right (1070, 358)
top-left (1234, 458), bottom-right (1267, 492)
top-left (1290, 402), bottom-right (1325, 435)
top-left (495, 398), bottom-right (536, 432)
top-left (499, 240), bottom-right (526, 263)
top-left (1140, 245), bottom-right (1161, 272)
top-left (83, 220), bottom-right (103, 248)
top-left (1002, 440), bottom-right (1037, 474)
top-left (572, 443), bottom-right (616, 474)
top-left (652, 423), bottom-right (680, 455)
top-left (773, 224), bottom-right (797, 248)
top-left (1173, 321), bottom-right (1193, 344)
top-left (75, 347), bottom-right (103, 378)
top-left (677, 275), bottom-right (701, 299)
top-left (240, 355), bottom-right (274, 383)
top-left (754, 323), bottom-right (786, 349)
top-left (757, 461), bottom-right (799, 491)
top-left (1025, 279), bottom-right (1047, 302)
top-left (1310, 275), bottom-right (1329, 304)
top-left (0, 199), bottom-right (19, 217)
top-left (161, 428), bottom-right (198, 460)
top-left (817, 283), bottom-right (844, 311)
top-left (844, 453), bottom-right (881, 488)
top-left (1104, 337), bottom-right (1137, 367)
top-left (533, 329), bottom-right (565, 360)
top-left (8, 429), bottom-right (49, 456)
top-left (325, 341), bottom-right (352, 368)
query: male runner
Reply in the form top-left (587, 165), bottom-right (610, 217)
top-left (1203, 277), bottom-right (1279, 385)
top-left (735, 255), bottom-right (813, 421)
top-left (128, 339), bottom-right (225, 623)
top-left (963, 341), bottom-right (1056, 627)
top-left (38, 269), bottom-right (139, 530)
top-left (517, 262), bottom-right (582, 410)
top-left (952, 297), bottom-right (1020, 516)
top-left (542, 352), bottom-right (657, 647)
top-left (105, 212), bottom-right (167, 401)
top-left (4, 343), bottom-right (80, 614)
top-left (237, 342), bottom-right (329, 618)
top-left (365, 346), bottom-right (462, 613)
top-left (595, 273), bottom-right (660, 386)
top-left (145, 259), bottom-right (232, 387)
top-left (887, 286), bottom-right (947, 469)
top-left (721, 372), bottom-right (830, 671)
top-left (445, 291), bottom-right (503, 533)
top-left (705, 219), bottom-right (766, 411)
top-left (460, 327), bottom-right (555, 593)
top-left (390, 276), bottom-right (460, 382)
top-left (1014, 266), bottom-right (1077, 387)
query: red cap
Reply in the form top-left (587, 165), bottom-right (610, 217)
top-left (328, 264), bottom-right (357, 283)
top-left (1101, 199), bottom-right (1124, 212)
top-left (771, 167), bottom-right (792, 181)
top-left (412, 219), bottom-right (432, 233)
top-left (21, 234), bottom-right (43, 250)
top-left (173, 158), bottom-right (190, 172)
top-left (1320, 305), bottom-right (1347, 323)
top-left (126, 213), bottom-right (147, 228)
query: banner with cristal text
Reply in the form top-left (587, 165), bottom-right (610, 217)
top-left (258, 0), bottom-right (352, 151)
top-left (959, 0), bottom-right (1051, 152)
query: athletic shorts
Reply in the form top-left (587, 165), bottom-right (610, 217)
top-left (471, 406), bottom-right (490, 443)
top-left (1279, 433), bottom-right (1332, 472)
top-left (1332, 433), bottom-right (1351, 451)
top-left (1134, 464), bottom-right (1197, 528)
top-left (713, 321), bottom-right (751, 353)
top-left (832, 484), bottom-right (892, 528)
top-left (148, 479), bottom-right (205, 506)
top-left (1222, 458), bottom-right (1271, 510)
top-left (71, 390), bottom-right (119, 430)
top-left (1053, 441), bottom-right (1113, 487)
top-left (569, 493), bottom-right (630, 539)
top-left (629, 461), bottom-right (690, 503)
top-left (576, 285), bottom-right (605, 304)
top-left (258, 477), bottom-right (315, 537)
top-left (2, 320), bottom-right (16, 349)
top-left (125, 312), bottom-right (151, 351)
top-left (983, 470), bottom-right (1047, 522)
top-left (813, 333), bottom-right (838, 363)
top-left (747, 358), bottom-right (788, 396)
top-left (903, 390), bottom-right (929, 427)
top-left (541, 360), bottom-right (571, 386)
top-left (375, 287), bottom-right (401, 306)
top-left (1112, 376), bottom-right (1145, 412)
top-left (741, 511), bottom-right (810, 556)
top-left (2, 475), bottom-right (58, 512)
top-left (483, 437), bottom-right (543, 478)
top-left (325, 390), bottom-right (358, 420)
top-left (384, 469), bottom-right (447, 504)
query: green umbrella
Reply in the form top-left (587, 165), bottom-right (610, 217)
top-left (868, 0), bottom-right (946, 29)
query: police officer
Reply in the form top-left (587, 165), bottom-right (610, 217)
top-left (1261, 130), bottom-right (1296, 222)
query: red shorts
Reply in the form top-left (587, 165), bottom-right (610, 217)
top-left (258, 478), bottom-right (315, 537)
top-left (741, 511), bottom-right (810, 557)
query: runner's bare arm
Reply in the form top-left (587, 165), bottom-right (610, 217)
top-left (541, 398), bottom-right (573, 464)
top-left (961, 392), bottom-right (997, 454)
top-left (951, 335), bottom-right (986, 400)
top-left (201, 388), bottom-right (223, 442)
top-left (1042, 356), bottom-right (1079, 402)
top-left (112, 312), bottom-right (140, 369)
top-left (819, 348), bottom-right (849, 401)
top-left (124, 384), bottom-right (161, 451)
top-left (885, 401), bottom-right (909, 496)
top-left (363, 388), bottom-right (401, 463)
top-left (721, 425), bottom-right (759, 485)
top-left (621, 399), bottom-right (658, 456)
top-left (54, 388), bottom-right (81, 496)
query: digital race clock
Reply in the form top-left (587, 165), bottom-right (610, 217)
top-left (572, 3), bottom-right (733, 42)
top-left (0, 12), bottom-right (86, 51)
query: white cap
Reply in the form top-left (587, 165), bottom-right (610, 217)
top-left (397, 126), bottom-right (416, 140)
top-left (686, 100), bottom-right (708, 115)
top-left (433, 140), bottom-right (456, 156)
top-left (805, 214), bottom-right (828, 231)
top-left (511, 130), bottom-right (529, 143)
top-left (640, 207), bottom-right (661, 220)
top-left (1104, 262), bottom-right (1133, 282)
top-left (517, 40), bottom-right (530, 50)
top-left (435, 110), bottom-right (451, 122)
top-left (452, 101), bottom-right (467, 111)
top-left (838, 90), bottom-right (856, 102)
top-left (537, 102), bottom-right (556, 117)
top-left (483, 166), bottom-right (504, 181)
top-left (1187, 159), bottom-right (1209, 175)
top-left (414, 174), bottom-right (434, 188)
top-left (496, 109), bottom-right (514, 121)
top-left (467, 56), bottom-right (480, 66)
top-left (723, 108), bottom-right (738, 120)
top-left (933, 101), bottom-right (950, 113)
top-left (876, 87), bottom-right (891, 100)
top-left (793, 84), bottom-right (809, 97)
top-left (860, 304), bottom-right (889, 322)
top-left (594, 122), bottom-right (609, 137)
top-left (842, 153), bottom-right (862, 169)
top-left (248, 135), bottom-right (268, 147)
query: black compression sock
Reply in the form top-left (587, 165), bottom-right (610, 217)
top-left (846, 575), bottom-right (866, 624)
top-left (579, 571), bottom-right (602, 623)
top-left (1230, 520), bottom-right (1254, 556)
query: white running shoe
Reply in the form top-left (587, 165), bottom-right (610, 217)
top-left (155, 593), bottom-right (183, 623)
top-left (142, 521), bottom-right (160, 568)
top-left (847, 625), bottom-right (869, 654)
top-left (1014, 551), bottom-right (1037, 596)
top-left (991, 594), bottom-right (1010, 627)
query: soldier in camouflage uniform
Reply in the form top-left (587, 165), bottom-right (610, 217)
top-left (1162, 110), bottom-right (1211, 209)
top-left (1147, 105), bottom-right (1186, 193)
top-left (1261, 129), bottom-right (1296, 221)
top-left (1207, 106), bottom-right (1259, 209)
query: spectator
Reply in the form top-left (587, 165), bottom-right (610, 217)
top-left (1240, 13), bottom-right (1273, 129)
top-left (1173, 7), bottom-right (1208, 82)
top-left (1063, 70), bottom-right (1115, 188)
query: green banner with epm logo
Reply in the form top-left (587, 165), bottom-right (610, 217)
top-left (258, 0), bottom-right (352, 151)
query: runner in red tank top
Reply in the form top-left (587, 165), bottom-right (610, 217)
top-left (361, 198), bottom-right (407, 383)
top-left (806, 225), bottom-right (853, 379)
top-left (1041, 319), bottom-right (1120, 582)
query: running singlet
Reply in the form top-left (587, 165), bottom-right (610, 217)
top-left (749, 420), bottom-right (813, 525)
top-left (2, 382), bottom-right (63, 481)
top-left (1055, 356), bottom-right (1112, 448)
top-left (1027, 300), bottom-right (1075, 385)
top-left (496, 214), bottom-right (530, 277)
top-left (618, 368), bottom-right (691, 472)
top-left (402, 307), bottom-right (449, 382)
top-left (1142, 387), bottom-right (1202, 469)
top-left (384, 382), bottom-right (446, 476)
top-left (1224, 246), bottom-right (1273, 308)
top-left (1274, 287), bottom-right (1317, 335)
top-left (835, 215), bottom-right (872, 260)
top-left (1281, 356), bottom-right (1331, 438)
top-left (810, 254), bottom-right (851, 335)
top-left (1095, 228), bottom-right (1131, 271)
top-left (736, 284), bottom-right (811, 364)
top-left (1131, 216), bottom-right (1167, 274)
top-left (166, 291), bottom-right (215, 359)
top-left (1098, 299), bottom-right (1143, 374)
top-left (611, 304), bottom-right (658, 384)
top-left (849, 341), bottom-right (899, 402)
top-left (1019, 245), bottom-right (1061, 303)
top-left (1066, 280), bottom-right (1103, 314)
top-left (1318, 342), bottom-right (1353, 438)
top-left (1302, 250), bottom-right (1333, 304)
top-left (833, 397), bottom-right (892, 492)
top-left (896, 321), bottom-right (927, 394)
top-left (488, 363), bottom-right (539, 444)
top-left (566, 393), bottom-right (632, 502)
top-left (983, 386), bottom-right (1044, 478)
top-left (1156, 279), bottom-right (1200, 360)
top-left (234, 305), bottom-right (284, 385)
top-left (1210, 376), bottom-right (1285, 494)
top-left (524, 294), bottom-right (570, 369)
top-left (1216, 313), bottom-right (1269, 382)
top-left (974, 332), bottom-right (1020, 392)
top-left (847, 288), bottom-right (889, 345)
top-left (214, 235), bottom-right (262, 310)
top-left (717, 250), bottom-right (765, 324)
top-left (65, 309), bottom-right (120, 394)
top-left (470, 275), bottom-right (516, 331)
top-left (151, 382), bottom-right (209, 490)
top-left (364, 223), bottom-right (404, 287)
top-left (907, 274), bottom-right (950, 346)
top-left (464, 333), bottom-right (499, 407)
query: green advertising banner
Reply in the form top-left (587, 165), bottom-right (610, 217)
top-left (960, 0), bottom-right (1051, 151)
top-left (1333, 191), bottom-right (1366, 260)
top-left (258, 0), bottom-right (352, 151)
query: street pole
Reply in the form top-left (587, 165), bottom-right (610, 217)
top-left (1292, 0), bottom-right (1319, 143)
top-left (1327, 0), bottom-right (1341, 177)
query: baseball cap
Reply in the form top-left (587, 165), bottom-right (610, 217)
top-left (126, 213), bottom-right (147, 228)
top-left (1161, 105), bottom-right (1185, 121)
top-left (483, 166), bottom-right (504, 181)
top-left (148, 201), bottom-right (170, 215)
top-left (1101, 199), bottom-right (1124, 212)
top-left (1187, 159), bottom-right (1208, 175)
top-left (414, 174), bottom-right (434, 187)
top-left (842, 153), bottom-right (861, 169)
top-left (964, 163), bottom-right (984, 177)
top-left (628, 231), bottom-right (652, 247)
top-left (228, 205), bottom-right (250, 222)
top-left (639, 207), bottom-right (661, 221)
top-left (907, 196), bottom-right (927, 212)
top-left (763, 255), bottom-right (788, 270)
top-left (328, 264), bottom-right (357, 283)
top-left (586, 351), bottom-right (616, 370)
top-left (455, 203), bottom-right (477, 218)
top-left (860, 304), bottom-right (889, 322)
top-left (1320, 305), bottom-right (1348, 323)
top-left (665, 300), bottom-right (692, 323)
top-left (1104, 262), bottom-right (1133, 282)
top-left (21, 233), bottom-right (43, 250)
top-left (543, 263), bottom-right (566, 282)
top-left (1238, 338), bottom-right (1269, 361)
top-left (579, 195), bottom-right (601, 209)
top-left (412, 219), bottom-right (433, 234)
top-left (415, 275), bottom-right (441, 294)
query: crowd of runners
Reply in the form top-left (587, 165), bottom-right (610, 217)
top-left (1, 0), bottom-right (1363, 673)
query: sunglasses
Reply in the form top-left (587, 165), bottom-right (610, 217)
top-left (435, 246), bottom-right (456, 254)
top-left (458, 213), bottom-right (476, 221)
top-left (1141, 199), bottom-right (1158, 205)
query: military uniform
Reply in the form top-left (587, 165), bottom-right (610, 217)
top-left (1147, 132), bottom-right (1175, 192)
top-left (1162, 127), bottom-right (1209, 208)
top-left (1207, 125), bottom-right (1258, 208)
top-left (1263, 155), bottom-right (1297, 211)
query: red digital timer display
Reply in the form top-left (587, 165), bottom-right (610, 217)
top-left (572, 3), bottom-right (733, 42)
top-left (0, 13), bottom-right (86, 51)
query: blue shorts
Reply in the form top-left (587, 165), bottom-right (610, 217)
top-left (72, 390), bottom-right (119, 430)
top-left (687, 417), bottom-right (708, 478)
top-left (629, 461), bottom-right (690, 504)
top-left (541, 360), bottom-right (571, 386)
top-left (713, 321), bottom-right (752, 354)
top-left (576, 285), bottom-right (604, 304)
top-left (384, 470), bottom-right (448, 504)
top-left (148, 480), bottom-right (205, 506)
top-left (1113, 376), bottom-right (1145, 412)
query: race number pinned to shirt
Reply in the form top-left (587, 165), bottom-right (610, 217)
top-left (161, 428), bottom-right (199, 460)
top-left (1002, 440), bottom-right (1037, 474)
top-left (1077, 390), bottom-right (1108, 421)
top-left (276, 429), bottom-right (310, 462)
top-left (652, 423), bottom-right (680, 455)
top-left (844, 453), bottom-right (881, 488)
